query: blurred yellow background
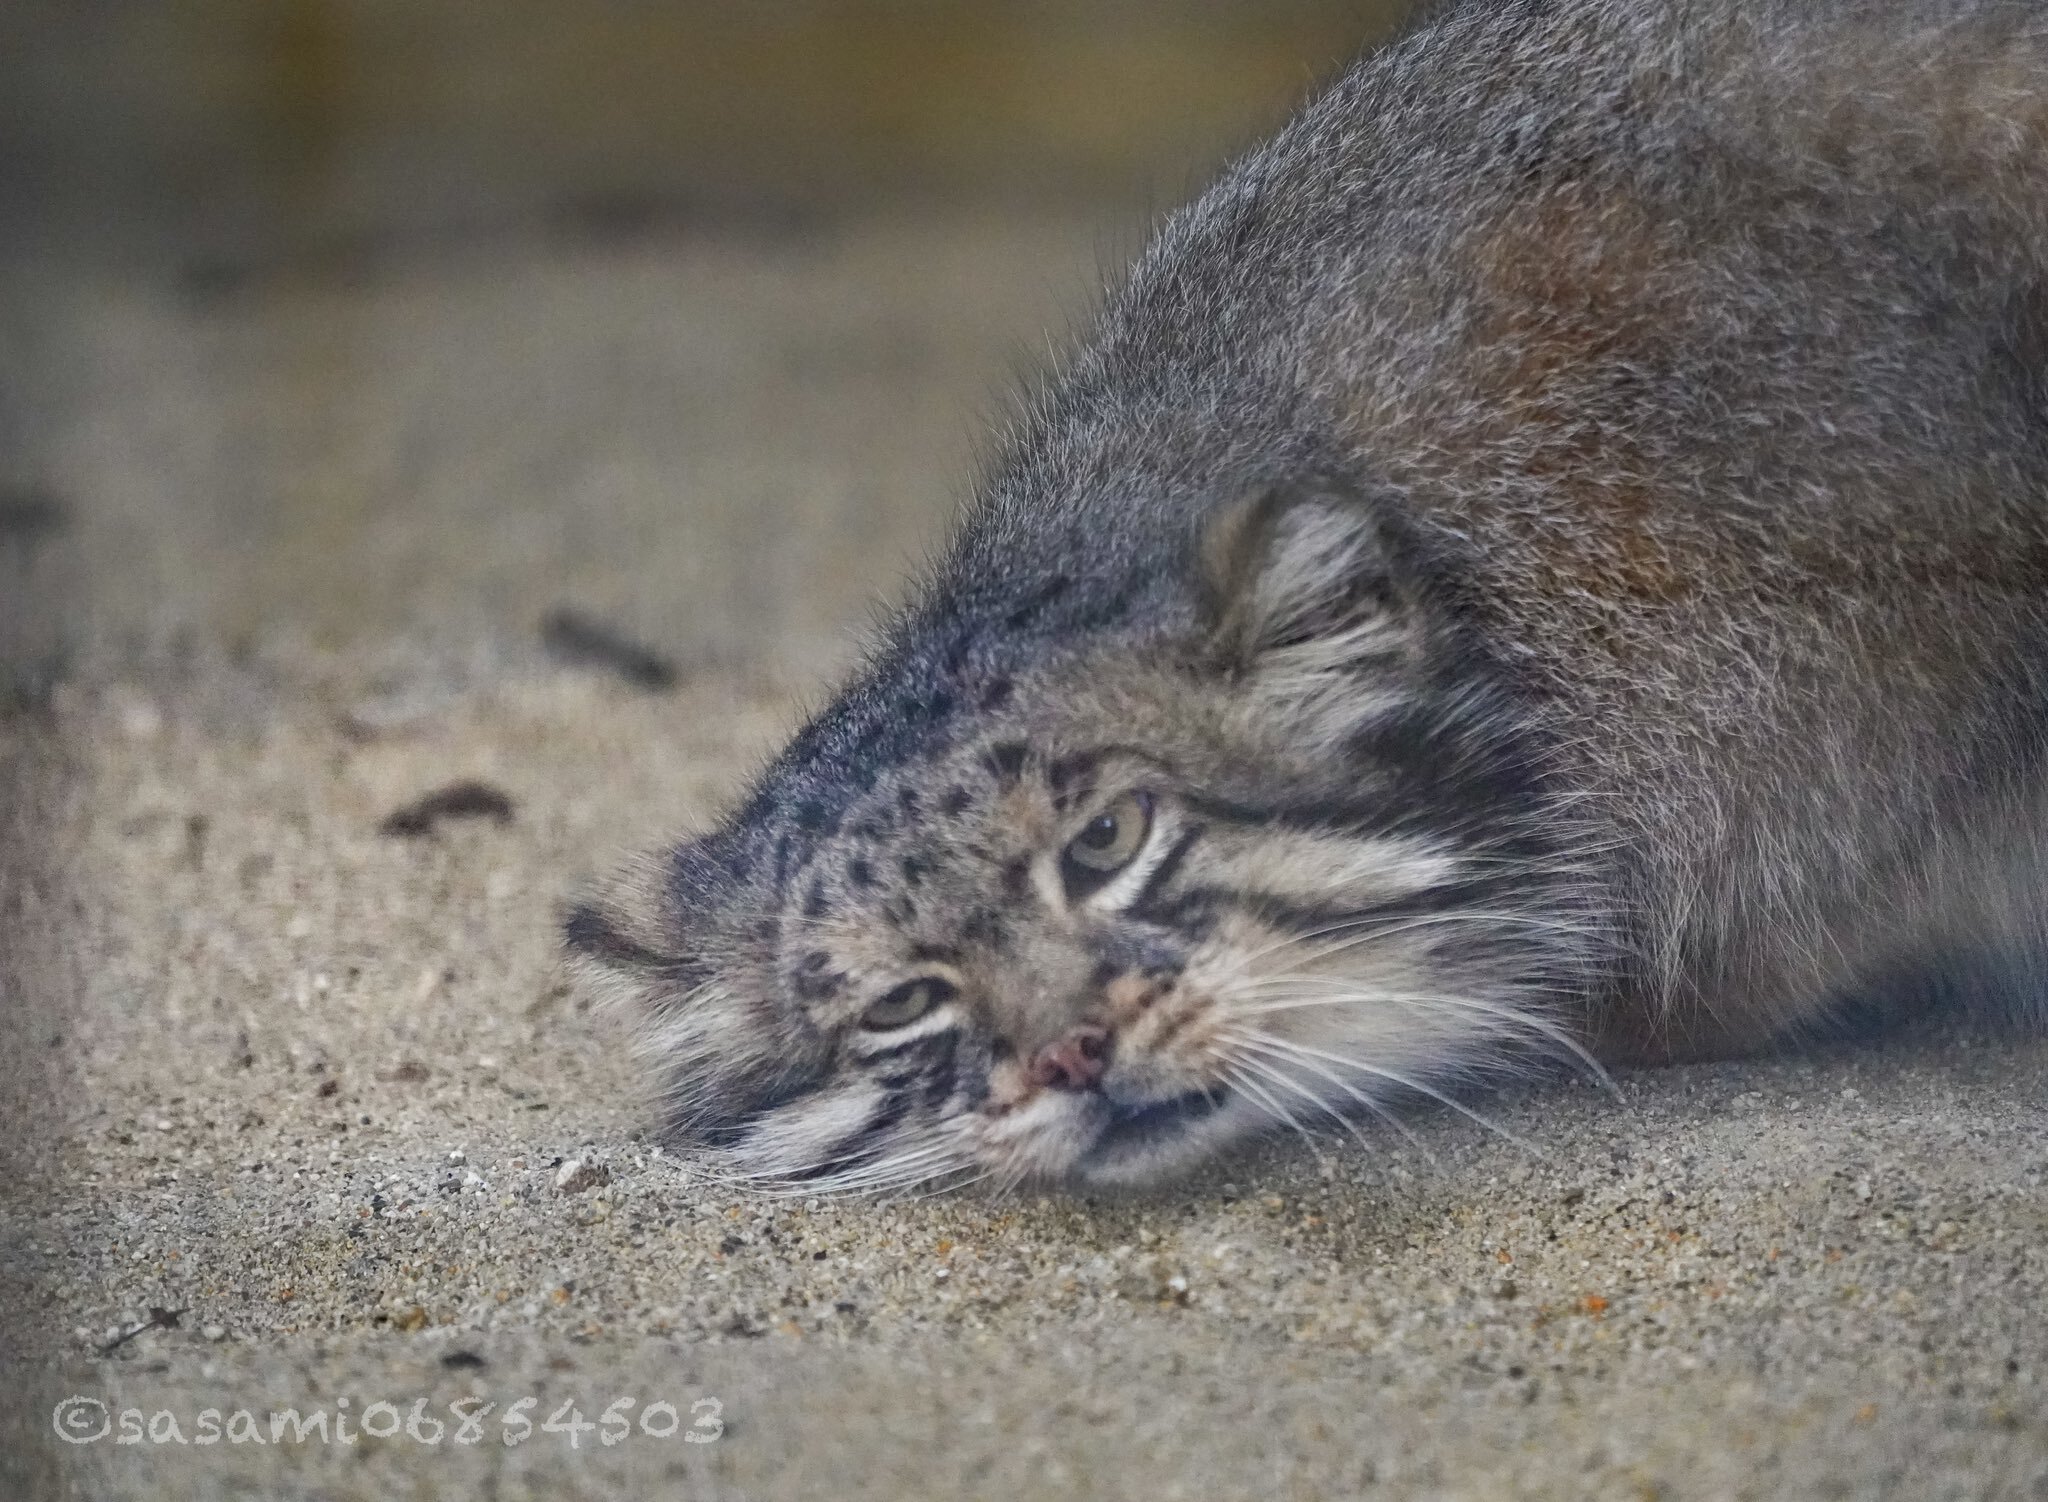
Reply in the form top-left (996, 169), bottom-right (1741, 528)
top-left (0, 1), bottom-right (1410, 698)
top-left (3, 1), bottom-right (1407, 265)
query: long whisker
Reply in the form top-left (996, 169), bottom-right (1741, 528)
top-left (1232, 1030), bottom-right (1546, 1159)
top-left (1227, 980), bottom-right (1611, 1085)
top-left (1224, 1047), bottom-right (1401, 1160)
top-left (1217, 1063), bottom-right (1332, 1167)
top-left (1220, 1029), bottom-right (1430, 1159)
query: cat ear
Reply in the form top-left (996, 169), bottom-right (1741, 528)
top-left (1199, 478), bottom-right (1419, 678)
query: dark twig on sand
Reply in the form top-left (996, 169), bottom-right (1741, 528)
top-left (540, 607), bottom-right (679, 691)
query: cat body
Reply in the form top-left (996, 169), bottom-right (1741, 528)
top-left (571, 0), bottom-right (2048, 1190)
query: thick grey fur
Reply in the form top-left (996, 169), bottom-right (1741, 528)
top-left (571, 0), bottom-right (2048, 1187)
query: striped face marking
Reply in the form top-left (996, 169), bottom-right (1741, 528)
top-left (573, 487), bottom-right (1597, 1193)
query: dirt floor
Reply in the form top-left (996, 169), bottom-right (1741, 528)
top-left (5, 211), bottom-right (2048, 1501)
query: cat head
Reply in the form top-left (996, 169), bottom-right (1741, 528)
top-left (568, 480), bottom-right (1595, 1192)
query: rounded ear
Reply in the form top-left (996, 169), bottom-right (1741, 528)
top-left (1198, 479), bottom-right (1416, 673)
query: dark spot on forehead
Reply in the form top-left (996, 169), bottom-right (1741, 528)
top-left (960, 908), bottom-right (1009, 950)
top-left (803, 879), bottom-right (829, 918)
top-left (849, 857), bottom-right (875, 888)
top-left (884, 896), bottom-right (917, 927)
top-left (896, 786), bottom-right (921, 815)
top-left (940, 786), bottom-right (973, 816)
top-left (795, 799), bottom-right (834, 834)
top-left (908, 941), bottom-right (959, 964)
top-left (852, 814), bottom-right (892, 841)
top-left (900, 854), bottom-right (929, 887)
top-left (1047, 751), bottom-right (1100, 806)
top-left (1001, 858), bottom-right (1031, 899)
top-left (801, 949), bottom-right (832, 972)
top-left (984, 742), bottom-right (1029, 784)
top-left (792, 967), bottom-right (849, 1002)
top-left (979, 677), bottom-right (1014, 711)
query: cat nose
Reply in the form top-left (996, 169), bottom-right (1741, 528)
top-left (1027, 1022), bottom-right (1113, 1092)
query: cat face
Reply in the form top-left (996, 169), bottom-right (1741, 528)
top-left (568, 488), bottom-right (1597, 1191)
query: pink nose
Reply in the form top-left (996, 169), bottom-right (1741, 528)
top-left (1028, 1023), bottom-right (1113, 1092)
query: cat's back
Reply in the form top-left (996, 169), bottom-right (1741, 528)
top-left (968, 0), bottom-right (2048, 1051)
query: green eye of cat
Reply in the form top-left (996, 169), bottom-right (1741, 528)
top-left (860, 977), bottom-right (956, 1031)
top-left (1062, 791), bottom-right (1155, 887)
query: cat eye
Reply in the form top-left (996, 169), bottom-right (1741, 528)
top-left (860, 977), bottom-right (957, 1031)
top-left (1061, 790), bottom-right (1155, 895)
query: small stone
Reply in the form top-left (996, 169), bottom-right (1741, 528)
top-left (554, 1158), bottom-right (610, 1195)
top-left (202, 1325), bottom-right (226, 1342)
top-left (447, 1149), bottom-right (466, 1165)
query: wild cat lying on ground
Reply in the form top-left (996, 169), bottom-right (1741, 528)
top-left (569, 0), bottom-right (2048, 1192)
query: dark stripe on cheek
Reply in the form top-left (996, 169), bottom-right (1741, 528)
top-left (1129, 826), bottom-right (1203, 910)
top-left (921, 1031), bottom-right (960, 1108)
top-left (783, 1089), bottom-right (918, 1181)
top-left (1127, 890), bottom-right (1222, 937)
top-left (1215, 880), bottom-right (1500, 941)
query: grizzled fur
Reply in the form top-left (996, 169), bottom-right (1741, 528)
top-left (569, 0), bottom-right (2048, 1191)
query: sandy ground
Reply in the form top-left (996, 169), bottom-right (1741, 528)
top-left (5, 213), bottom-right (2048, 1501)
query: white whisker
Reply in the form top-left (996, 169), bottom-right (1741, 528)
top-left (1220, 1029), bottom-right (1429, 1158)
top-left (1231, 1030), bottom-right (1546, 1158)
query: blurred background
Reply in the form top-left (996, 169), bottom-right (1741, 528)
top-left (0, 0), bottom-right (1409, 707)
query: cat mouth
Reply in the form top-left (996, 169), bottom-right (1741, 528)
top-left (1087, 1086), bottom-right (1231, 1154)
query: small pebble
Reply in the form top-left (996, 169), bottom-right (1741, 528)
top-left (554, 1158), bottom-right (610, 1195)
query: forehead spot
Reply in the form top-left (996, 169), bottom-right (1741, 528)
top-left (979, 677), bottom-right (1014, 711)
top-left (849, 857), bottom-right (876, 889)
top-left (897, 787), bottom-right (922, 815)
top-left (983, 742), bottom-right (1029, 784)
top-left (792, 967), bottom-right (848, 1002)
top-left (1001, 858), bottom-right (1031, 900)
top-left (940, 786), bottom-right (973, 816)
top-left (802, 878), bottom-right (829, 918)
top-left (900, 855), bottom-right (929, 888)
top-left (1047, 751), bottom-right (1100, 808)
top-left (960, 908), bottom-right (1009, 949)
